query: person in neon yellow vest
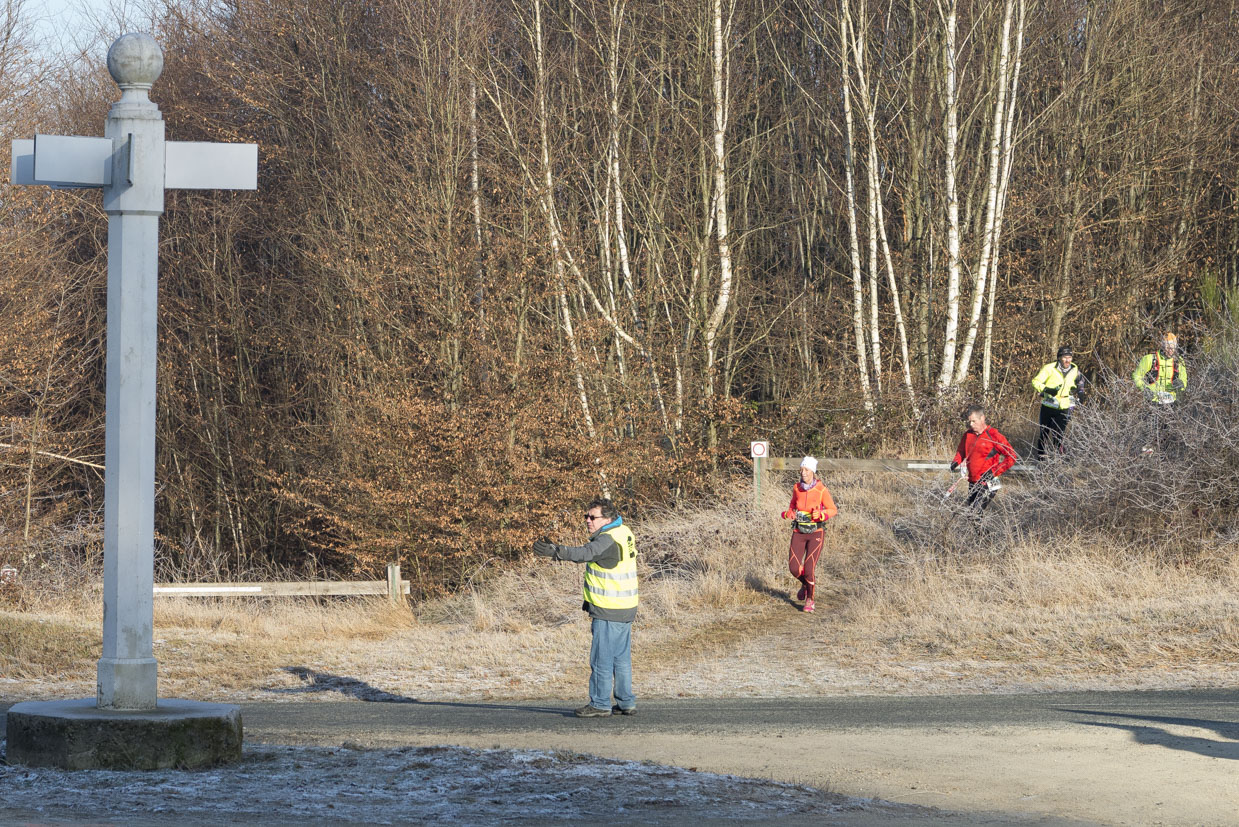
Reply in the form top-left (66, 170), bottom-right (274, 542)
top-left (1031, 345), bottom-right (1086, 459)
top-left (534, 498), bottom-right (638, 718)
top-left (1133, 332), bottom-right (1187, 404)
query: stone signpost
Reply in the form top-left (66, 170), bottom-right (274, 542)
top-left (5, 33), bottom-right (256, 769)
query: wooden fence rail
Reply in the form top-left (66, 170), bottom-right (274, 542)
top-left (152, 563), bottom-right (409, 604)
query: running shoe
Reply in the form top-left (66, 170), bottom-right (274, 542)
top-left (803, 599), bottom-right (815, 613)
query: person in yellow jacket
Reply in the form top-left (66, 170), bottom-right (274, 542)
top-left (1133, 332), bottom-right (1186, 405)
top-left (1031, 345), bottom-right (1085, 459)
top-left (534, 498), bottom-right (638, 718)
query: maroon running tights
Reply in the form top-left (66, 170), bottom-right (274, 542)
top-left (788, 530), bottom-right (823, 599)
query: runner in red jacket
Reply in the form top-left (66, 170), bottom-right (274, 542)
top-left (780, 456), bottom-right (837, 613)
top-left (950, 405), bottom-right (1018, 515)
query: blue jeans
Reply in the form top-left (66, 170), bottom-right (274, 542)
top-left (588, 618), bottom-right (634, 711)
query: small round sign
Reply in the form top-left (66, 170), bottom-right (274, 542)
top-left (750, 441), bottom-right (769, 458)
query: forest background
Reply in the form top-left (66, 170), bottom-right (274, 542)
top-left (1, 0), bottom-right (1236, 594)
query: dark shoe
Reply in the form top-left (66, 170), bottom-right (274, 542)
top-left (574, 704), bottom-right (612, 718)
top-left (614, 705), bottom-right (636, 716)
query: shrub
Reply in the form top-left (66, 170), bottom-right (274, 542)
top-left (903, 336), bottom-right (1239, 560)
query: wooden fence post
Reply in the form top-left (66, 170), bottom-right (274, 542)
top-left (753, 455), bottom-right (766, 506)
top-left (750, 441), bottom-right (770, 507)
top-left (386, 563), bottom-right (403, 605)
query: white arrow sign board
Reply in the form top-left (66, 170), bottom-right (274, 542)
top-left (165, 142), bottom-right (258, 189)
top-left (11, 138), bottom-right (114, 188)
top-left (11, 136), bottom-right (257, 190)
top-left (9, 139), bottom-right (32, 185)
top-left (35, 135), bottom-right (115, 186)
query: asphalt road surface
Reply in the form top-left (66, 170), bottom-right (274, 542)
top-left (238, 688), bottom-right (1239, 736)
top-left (6, 690), bottom-right (1239, 824)
top-left (238, 689), bottom-right (1239, 824)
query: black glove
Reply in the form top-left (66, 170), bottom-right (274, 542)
top-left (532, 539), bottom-right (558, 558)
top-left (978, 469), bottom-right (995, 485)
top-left (949, 461), bottom-right (959, 472)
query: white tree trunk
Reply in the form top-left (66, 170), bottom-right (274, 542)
top-left (869, 137), bottom-right (919, 411)
top-left (847, 0), bottom-right (915, 406)
top-left (838, 0), bottom-right (874, 410)
top-left (660, 280), bottom-right (686, 437)
top-left (983, 0), bottom-right (1026, 393)
top-left (934, 0), bottom-right (962, 392)
top-left (468, 76), bottom-right (488, 353)
top-left (855, 2), bottom-right (882, 396)
top-left (605, 0), bottom-right (672, 439)
top-left (953, 0), bottom-right (1016, 385)
top-left (705, 0), bottom-right (735, 428)
top-left (531, 0), bottom-right (599, 447)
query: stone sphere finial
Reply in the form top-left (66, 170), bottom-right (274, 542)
top-left (107, 33), bottom-right (164, 88)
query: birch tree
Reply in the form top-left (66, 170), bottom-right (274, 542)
top-left (529, 0), bottom-right (600, 444)
top-left (953, 0), bottom-right (1025, 385)
top-left (934, 0), bottom-right (963, 392)
top-left (845, 0), bottom-right (917, 408)
top-left (704, 0), bottom-right (736, 447)
top-left (981, 0), bottom-right (1026, 392)
top-left (837, 0), bottom-right (874, 410)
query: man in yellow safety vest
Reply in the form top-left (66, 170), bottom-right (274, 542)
top-left (534, 498), bottom-right (638, 718)
top-left (1132, 332), bottom-right (1188, 455)
top-left (1031, 345), bottom-right (1086, 459)
top-left (1133, 332), bottom-right (1187, 405)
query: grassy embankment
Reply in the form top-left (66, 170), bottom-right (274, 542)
top-left (6, 447), bottom-right (1239, 701)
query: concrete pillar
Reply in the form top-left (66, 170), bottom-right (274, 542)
top-left (96, 32), bottom-right (166, 711)
top-left (7, 32), bottom-right (249, 767)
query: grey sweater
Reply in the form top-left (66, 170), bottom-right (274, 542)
top-left (552, 521), bottom-right (637, 623)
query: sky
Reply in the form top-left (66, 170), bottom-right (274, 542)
top-left (26, 0), bottom-right (145, 59)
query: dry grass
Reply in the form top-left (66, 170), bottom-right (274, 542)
top-left (837, 544), bottom-right (1239, 668)
top-left (0, 612), bottom-right (97, 680)
top-left (6, 470), bottom-right (1239, 701)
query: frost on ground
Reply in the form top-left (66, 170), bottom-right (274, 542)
top-left (0, 740), bottom-right (875, 825)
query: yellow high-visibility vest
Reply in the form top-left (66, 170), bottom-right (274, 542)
top-left (1031, 362), bottom-right (1080, 410)
top-left (583, 524), bottom-right (638, 611)
top-left (1133, 352), bottom-right (1186, 402)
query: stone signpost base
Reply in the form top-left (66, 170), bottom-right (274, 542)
top-left (5, 698), bottom-right (242, 770)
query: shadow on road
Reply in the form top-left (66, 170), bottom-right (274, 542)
top-left (270, 667), bottom-right (571, 717)
top-left (1057, 707), bottom-right (1239, 761)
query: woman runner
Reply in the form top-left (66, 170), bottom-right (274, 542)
top-left (780, 456), bottom-right (837, 612)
